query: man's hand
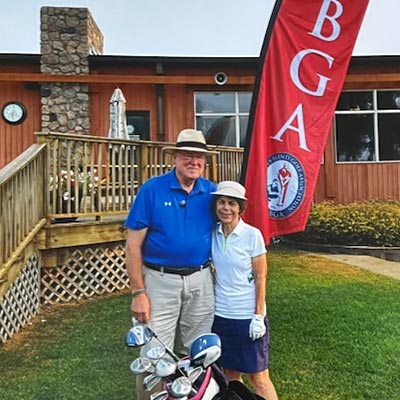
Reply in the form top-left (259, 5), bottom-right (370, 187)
top-left (131, 293), bottom-right (151, 323)
top-left (249, 314), bottom-right (266, 341)
top-left (125, 228), bottom-right (149, 323)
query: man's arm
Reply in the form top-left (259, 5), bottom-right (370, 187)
top-left (125, 228), bottom-right (151, 323)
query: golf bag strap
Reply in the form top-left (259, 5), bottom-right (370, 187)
top-left (226, 380), bottom-right (265, 400)
top-left (211, 363), bottom-right (229, 389)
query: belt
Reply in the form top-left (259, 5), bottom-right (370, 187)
top-left (144, 261), bottom-right (211, 276)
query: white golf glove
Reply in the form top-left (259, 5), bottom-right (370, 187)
top-left (249, 314), bottom-right (266, 341)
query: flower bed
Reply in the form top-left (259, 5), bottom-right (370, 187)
top-left (284, 200), bottom-right (400, 260)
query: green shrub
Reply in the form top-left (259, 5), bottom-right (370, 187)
top-left (288, 200), bottom-right (400, 247)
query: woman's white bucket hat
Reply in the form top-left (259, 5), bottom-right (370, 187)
top-left (211, 181), bottom-right (247, 200)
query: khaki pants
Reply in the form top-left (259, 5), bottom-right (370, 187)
top-left (136, 266), bottom-right (215, 400)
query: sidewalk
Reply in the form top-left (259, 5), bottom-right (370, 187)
top-left (314, 253), bottom-right (400, 280)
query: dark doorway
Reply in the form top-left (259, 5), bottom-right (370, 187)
top-left (126, 111), bottom-right (150, 141)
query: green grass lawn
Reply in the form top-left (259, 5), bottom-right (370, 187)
top-left (1, 247), bottom-right (399, 400)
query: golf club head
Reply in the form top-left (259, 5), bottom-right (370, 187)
top-left (146, 346), bottom-right (167, 364)
top-left (130, 357), bottom-right (154, 375)
top-left (149, 390), bottom-right (169, 400)
top-left (189, 333), bottom-right (221, 368)
top-left (187, 366), bottom-right (203, 383)
top-left (177, 358), bottom-right (191, 372)
top-left (143, 373), bottom-right (162, 392)
top-left (125, 324), bottom-right (154, 347)
top-left (169, 376), bottom-right (192, 398)
top-left (155, 358), bottom-right (177, 378)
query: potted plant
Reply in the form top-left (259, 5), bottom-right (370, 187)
top-left (49, 167), bottom-right (99, 221)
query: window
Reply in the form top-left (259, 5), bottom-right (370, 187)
top-left (335, 90), bottom-right (400, 162)
top-left (195, 92), bottom-right (252, 147)
top-left (126, 110), bottom-right (150, 141)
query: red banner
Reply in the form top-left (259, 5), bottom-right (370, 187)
top-left (240, 0), bottom-right (369, 244)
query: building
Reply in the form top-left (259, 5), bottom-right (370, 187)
top-left (0, 6), bottom-right (399, 204)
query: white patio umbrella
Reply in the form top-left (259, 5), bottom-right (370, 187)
top-left (108, 87), bottom-right (129, 140)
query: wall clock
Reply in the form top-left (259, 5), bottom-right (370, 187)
top-left (2, 101), bottom-right (27, 125)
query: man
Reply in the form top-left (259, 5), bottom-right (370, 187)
top-left (277, 163), bottom-right (291, 206)
top-left (125, 128), bottom-right (218, 358)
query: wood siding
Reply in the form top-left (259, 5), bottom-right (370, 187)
top-left (0, 55), bottom-right (399, 204)
top-left (90, 83), bottom-right (157, 139)
top-left (338, 162), bottom-right (400, 203)
top-left (0, 82), bottom-right (41, 167)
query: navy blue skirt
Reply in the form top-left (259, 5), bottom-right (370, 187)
top-left (212, 315), bottom-right (270, 373)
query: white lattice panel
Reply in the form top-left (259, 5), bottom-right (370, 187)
top-left (41, 242), bottom-right (129, 304)
top-left (0, 253), bottom-right (41, 344)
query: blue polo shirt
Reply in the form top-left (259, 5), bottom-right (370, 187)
top-left (125, 169), bottom-right (217, 267)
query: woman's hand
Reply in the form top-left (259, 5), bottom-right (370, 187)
top-left (249, 314), bottom-right (266, 340)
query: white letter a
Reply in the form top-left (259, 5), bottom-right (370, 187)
top-left (271, 104), bottom-right (310, 152)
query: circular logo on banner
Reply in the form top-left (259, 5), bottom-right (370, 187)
top-left (266, 153), bottom-right (305, 219)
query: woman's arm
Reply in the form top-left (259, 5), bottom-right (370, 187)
top-left (252, 253), bottom-right (267, 315)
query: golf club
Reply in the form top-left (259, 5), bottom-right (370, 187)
top-left (125, 321), bottom-right (225, 398)
top-left (125, 324), bottom-right (154, 347)
top-left (189, 333), bottom-right (221, 368)
top-left (145, 325), bottom-right (181, 362)
top-left (149, 390), bottom-right (169, 400)
top-left (130, 357), bottom-right (154, 375)
top-left (155, 358), bottom-right (177, 377)
top-left (177, 359), bottom-right (191, 372)
top-left (187, 366), bottom-right (203, 383)
top-left (130, 319), bottom-right (181, 363)
top-left (146, 346), bottom-right (167, 364)
top-left (169, 376), bottom-right (192, 398)
top-left (143, 373), bottom-right (162, 392)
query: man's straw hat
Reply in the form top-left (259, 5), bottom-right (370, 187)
top-left (162, 129), bottom-right (219, 155)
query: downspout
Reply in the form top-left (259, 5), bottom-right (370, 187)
top-left (156, 62), bottom-right (165, 142)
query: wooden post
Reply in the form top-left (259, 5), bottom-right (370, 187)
top-left (209, 154), bottom-right (218, 183)
top-left (140, 143), bottom-right (149, 185)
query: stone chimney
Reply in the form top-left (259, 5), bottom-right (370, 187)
top-left (40, 7), bottom-right (104, 134)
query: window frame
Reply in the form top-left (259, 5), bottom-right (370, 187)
top-left (194, 91), bottom-right (252, 148)
top-left (334, 89), bottom-right (400, 163)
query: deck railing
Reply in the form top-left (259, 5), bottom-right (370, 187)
top-left (36, 132), bottom-right (244, 222)
top-left (37, 132), bottom-right (141, 220)
top-left (0, 144), bottom-right (47, 272)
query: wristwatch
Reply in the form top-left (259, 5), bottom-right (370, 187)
top-left (131, 289), bottom-right (146, 298)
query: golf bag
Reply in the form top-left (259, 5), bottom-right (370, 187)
top-left (125, 318), bottom-right (265, 400)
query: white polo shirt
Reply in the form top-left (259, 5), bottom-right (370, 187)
top-left (212, 218), bottom-right (266, 319)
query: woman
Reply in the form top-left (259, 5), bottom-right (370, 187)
top-left (211, 181), bottom-right (279, 400)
